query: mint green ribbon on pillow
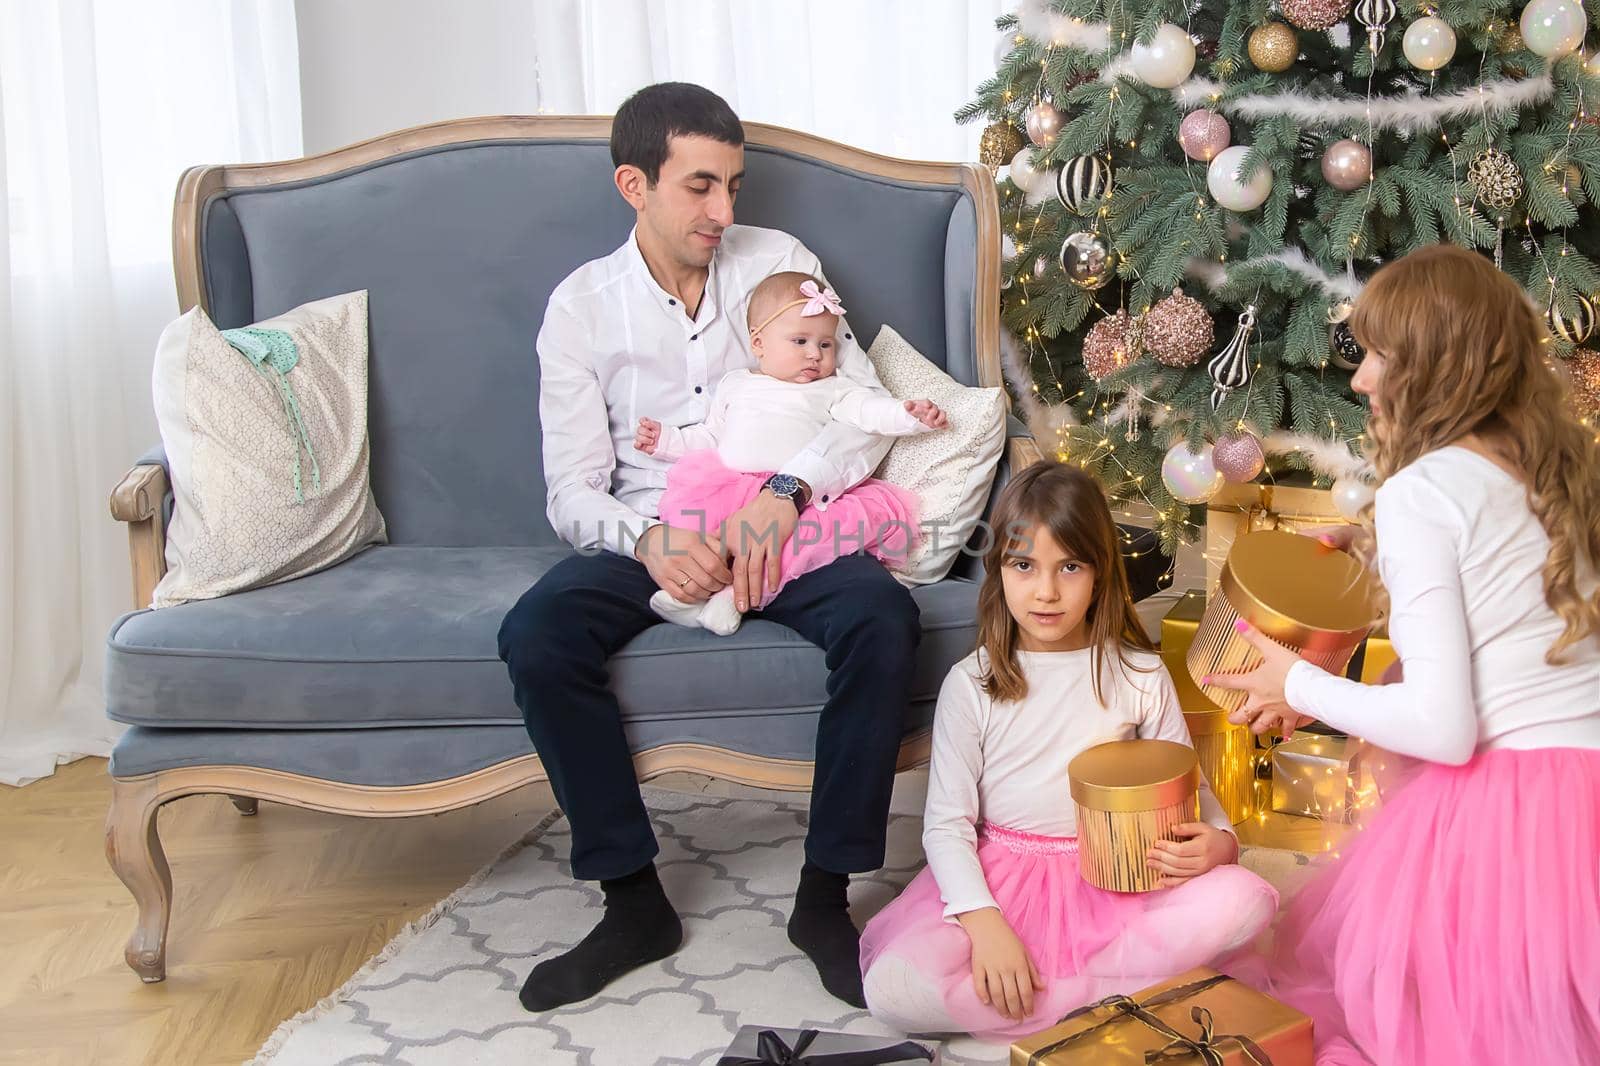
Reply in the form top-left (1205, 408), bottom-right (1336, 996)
top-left (220, 326), bottom-right (322, 503)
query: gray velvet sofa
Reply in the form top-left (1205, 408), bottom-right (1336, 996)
top-left (103, 116), bottom-right (1163, 983)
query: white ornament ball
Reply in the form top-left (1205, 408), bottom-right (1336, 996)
top-left (1402, 16), bottom-right (1457, 70)
top-left (1131, 24), bottom-right (1197, 89)
top-left (1206, 145), bottom-right (1273, 211)
top-left (1520, 0), bottom-right (1586, 59)
top-left (1331, 477), bottom-right (1376, 522)
top-left (1161, 442), bottom-right (1225, 504)
top-left (1586, 50), bottom-right (1600, 77)
top-left (1008, 147), bottom-right (1056, 205)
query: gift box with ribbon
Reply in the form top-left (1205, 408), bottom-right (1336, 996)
top-left (716, 1026), bottom-right (938, 1065)
top-left (1204, 478), bottom-right (1350, 599)
top-left (1009, 968), bottom-right (1313, 1065)
top-left (1270, 731), bottom-right (1379, 820)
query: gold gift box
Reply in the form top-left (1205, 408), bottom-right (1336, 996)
top-left (1186, 531), bottom-right (1376, 715)
top-left (1011, 967), bottom-right (1314, 1065)
top-left (1204, 477), bottom-right (1352, 598)
top-left (1271, 732), bottom-right (1377, 820)
top-left (1068, 740), bottom-right (1198, 893)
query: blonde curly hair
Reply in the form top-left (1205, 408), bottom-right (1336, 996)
top-left (1347, 242), bottom-right (1600, 665)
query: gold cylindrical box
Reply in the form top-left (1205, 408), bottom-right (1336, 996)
top-left (1187, 529), bottom-right (1377, 714)
top-left (1183, 706), bottom-right (1257, 825)
top-left (1069, 740), bottom-right (1200, 893)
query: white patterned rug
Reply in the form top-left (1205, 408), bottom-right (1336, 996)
top-left (249, 789), bottom-right (1317, 1066)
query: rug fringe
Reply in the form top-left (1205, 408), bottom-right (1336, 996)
top-left (243, 810), bottom-right (564, 1066)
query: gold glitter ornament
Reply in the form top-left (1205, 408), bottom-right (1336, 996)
top-left (1083, 309), bottom-right (1144, 381)
top-left (1565, 348), bottom-right (1600, 416)
top-left (1282, 0), bottom-right (1351, 32)
top-left (978, 122), bottom-right (1026, 174)
top-left (1248, 22), bottom-right (1299, 72)
top-left (1143, 287), bottom-right (1215, 367)
top-left (1468, 147), bottom-right (1523, 211)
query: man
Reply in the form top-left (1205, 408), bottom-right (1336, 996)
top-left (497, 83), bottom-right (919, 1012)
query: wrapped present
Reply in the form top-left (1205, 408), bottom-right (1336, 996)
top-left (1270, 732), bottom-right (1377, 820)
top-left (717, 1026), bottom-right (938, 1065)
top-left (1204, 477), bottom-right (1351, 599)
top-left (1010, 967), bottom-right (1313, 1065)
top-left (1069, 740), bottom-right (1199, 893)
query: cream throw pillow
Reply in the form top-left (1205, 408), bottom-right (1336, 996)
top-left (868, 325), bottom-right (1007, 585)
top-left (151, 291), bottom-right (386, 608)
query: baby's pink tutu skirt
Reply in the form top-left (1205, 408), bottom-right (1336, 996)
top-left (657, 450), bottom-right (919, 606)
top-left (859, 824), bottom-right (1277, 1041)
top-left (1224, 745), bottom-right (1600, 1065)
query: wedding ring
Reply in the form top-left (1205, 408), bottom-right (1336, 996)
top-left (678, 574), bottom-right (691, 587)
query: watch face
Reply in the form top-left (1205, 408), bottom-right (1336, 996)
top-left (768, 474), bottom-right (800, 497)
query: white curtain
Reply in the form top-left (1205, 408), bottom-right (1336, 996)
top-left (0, 1), bottom-right (302, 786)
top-left (530, 0), bottom-right (1012, 162)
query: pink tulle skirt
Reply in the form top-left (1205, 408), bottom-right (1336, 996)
top-left (1224, 746), bottom-right (1600, 1066)
top-left (860, 824), bottom-right (1279, 1041)
top-left (657, 450), bottom-right (919, 607)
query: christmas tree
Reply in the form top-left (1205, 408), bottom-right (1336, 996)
top-left (962, 0), bottom-right (1600, 557)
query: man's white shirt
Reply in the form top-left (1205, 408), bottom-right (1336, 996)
top-left (537, 224), bottom-right (893, 553)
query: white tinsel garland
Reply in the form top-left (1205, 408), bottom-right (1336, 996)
top-left (1186, 249), bottom-right (1364, 301)
top-left (1014, 1), bottom-right (1554, 134)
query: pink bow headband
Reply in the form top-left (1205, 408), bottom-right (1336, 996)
top-left (750, 279), bottom-right (847, 337)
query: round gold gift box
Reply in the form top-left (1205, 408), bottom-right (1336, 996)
top-left (1069, 739), bottom-right (1199, 893)
top-left (1188, 529), bottom-right (1376, 714)
top-left (1183, 705), bottom-right (1257, 824)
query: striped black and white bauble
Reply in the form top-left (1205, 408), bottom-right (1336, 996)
top-left (1548, 293), bottom-right (1596, 345)
top-left (1057, 154), bottom-right (1115, 213)
top-left (1354, 0), bottom-right (1396, 45)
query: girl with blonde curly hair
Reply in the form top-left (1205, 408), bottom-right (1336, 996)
top-left (1209, 242), bottom-right (1600, 1065)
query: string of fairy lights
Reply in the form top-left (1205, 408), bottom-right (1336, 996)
top-left (993, 1), bottom-right (1600, 564)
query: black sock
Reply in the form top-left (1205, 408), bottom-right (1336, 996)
top-left (787, 860), bottom-right (866, 1008)
top-left (519, 863), bottom-right (682, 1012)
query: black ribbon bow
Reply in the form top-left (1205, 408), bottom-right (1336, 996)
top-left (717, 1028), bottom-right (935, 1066)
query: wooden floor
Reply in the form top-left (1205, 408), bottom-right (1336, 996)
top-left (0, 757), bottom-right (1344, 1066)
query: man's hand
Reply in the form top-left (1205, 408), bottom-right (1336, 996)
top-left (634, 523), bottom-right (731, 603)
top-left (957, 907), bottom-right (1045, 1021)
top-left (904, 399), bottom-right (948, 430)
top-left (634, 417), bottom-right (662, 455)
top-left (1147, 822), bottom-right (1239, 888)
top-left (722, 489), bottom-right (799, 612)
top-left (1203, 620), bottom-right (1309, 740)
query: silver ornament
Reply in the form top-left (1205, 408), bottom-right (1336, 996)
top-left (1327, 299), bottom-right (1364, 369)
top-left (1548, 292), bottom-right (1597, 344)
top-left (1468, 148), bottom-right (1523, 212)
top-left (1024, 99), bottom-right (1066, 148)
top-left (1059, 231), bottom-right (1115, 290)
top-left (1057, 154), bottom-right (1115, 214)
top-left (1209, 305), bottom-right (1257, 412)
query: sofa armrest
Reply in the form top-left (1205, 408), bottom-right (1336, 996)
top-left (109, 446), bottom-right (170, 609)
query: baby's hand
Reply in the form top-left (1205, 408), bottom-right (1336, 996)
top-left (904, 399), bottom-right (948, 430)
top-left (1146, 822), bottom-right (1238, 887)
top-left (634, 417), bottom-right (662, 455)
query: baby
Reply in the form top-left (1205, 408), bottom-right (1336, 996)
top-left (635, 270), bottom-right (946, 634)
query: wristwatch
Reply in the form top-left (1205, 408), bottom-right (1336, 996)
top-left (762, 473), bottom-right (812, 512)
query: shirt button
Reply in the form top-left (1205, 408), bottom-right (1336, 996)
top-left (668, 298), bottom-right (677, 306)
top-left (844, 333), bottom-right (852, 341)
top-left (694, 386), bottom-right (703, 394)
top-left (821, 495), bottom-right (830, 503)
top-left (690, 333), bottom-right (700, 341)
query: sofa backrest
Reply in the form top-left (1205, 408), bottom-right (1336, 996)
top-left (178, 118), bottom-right (999, 547)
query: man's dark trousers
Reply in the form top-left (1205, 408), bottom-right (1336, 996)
top-left (497, 550), bottom-right (921, 881)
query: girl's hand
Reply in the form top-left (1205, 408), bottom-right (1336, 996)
top-left (1147, 822), bottom-right (1239, 887)
top-left (1302, 523), bottom-right (1356, 552)
top-left (1203, 620), bottom-right (1309, 740)
top-left (904, 399), bottom-right (949, 429)
top-left (634, 417), bottom-right (661, 455)
top-left (956, 907), bottom-right (1045, 1021)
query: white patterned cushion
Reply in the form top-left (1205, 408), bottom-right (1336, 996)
top-left (151, 291), bottom-right (386, 608)
top-left (868, 325), bottom-right (1007, 585)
